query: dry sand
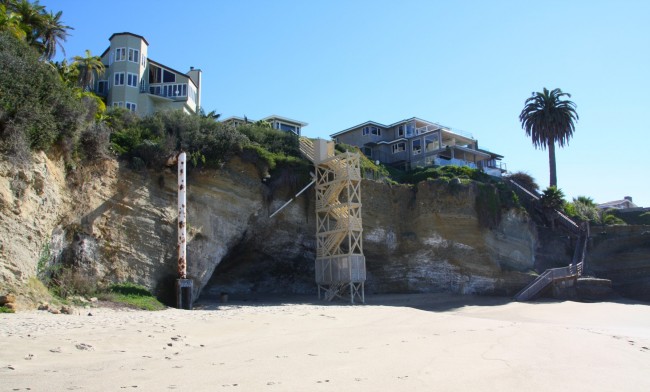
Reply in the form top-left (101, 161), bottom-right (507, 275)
top-left (1, 294), bottom-right (649, 391)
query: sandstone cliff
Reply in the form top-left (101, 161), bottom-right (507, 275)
top-left (2, 153), bottom-right (647, 305)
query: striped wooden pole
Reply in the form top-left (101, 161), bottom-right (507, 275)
top-left (177, 152), bottom-right (187, 279)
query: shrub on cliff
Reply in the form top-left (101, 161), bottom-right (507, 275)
top-left (540, 186), bottom-right (566, 210)
top-left (108, 109), bottom-right (249, 168)
top-left (402, 165), bottom-right (492, 185)
top-left (565, 196), bottom-right (601, 224)
top-left (504, 171), bottom-right (540, 194)
top-left (238, 123), bottom-right (300, 157)
top-left (335, 142), bottom-right (392, 181)
top-left (0, 31), bottom-right (83, 160)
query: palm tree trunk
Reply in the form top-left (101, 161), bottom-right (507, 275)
top-left (548, 142), bottom-right (557, 188)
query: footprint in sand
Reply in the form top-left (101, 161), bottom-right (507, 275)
top-left (316, 380), bottom-right (330, 384)
top-left (75, 343), bottom-right (94, 351)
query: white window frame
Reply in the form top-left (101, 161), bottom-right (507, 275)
top-left (425, 135), bottom-right (439, 152)
top-left (128, 48), bottom-right (139, 63)
top-left (113, 101), bottom-right (124, 108)
top-left (127, 72), bottom-right (138, 88)
top-left (115, 47), bottom-right (126, 62)
top-left (397, 125), bottom-right (404, 137)
top-left (412, 139), bottom-right (422, 155)
top-left (114, 72), bottom-right (125, 86)
top-left (392, 142), bottom-right (405, 154)
top-left (141, 55), bottom-right (146, 67)
top-left (125, 102), bottom-right (137, 112)
top-left (362, 126), bottom-right (381, 136)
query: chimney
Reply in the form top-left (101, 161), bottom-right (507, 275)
top-left (624, 196), bottom-right (633, 202)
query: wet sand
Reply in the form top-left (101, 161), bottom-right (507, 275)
top-left (1, 294), bottom-right (649, 391)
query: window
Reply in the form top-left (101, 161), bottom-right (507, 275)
top-left (425, 136), bottom-right (439, 152)
top-left (114, 72), bottom-right (125, 86)
top-left (125, 102), bottom-right (137, 112)
top-left (128, 48), bottom-right (139, 63)
top-left (397, 125), bottom-right (404, 137)
top-left (392, 142), bottom-right (405, 154)
top-left (96, 80), bottom-right (108, 95)
top-left (113, 101), bottom-right (123, 108)
top-left (141, 55), bottom-right (146, 67)
top-left (115, 47), bottom-right (126, 62)
top-left (406, 123), bottom-right (415, 137)
top-left (412, 139), bottom-right (422, 155)
top-left (362, 147), bottom-right (372, 157)
top-left (362, 126), bottom-right (381, 136)
top-left (163, 69), bottom-right (176, 83)
top-left (149, 66), bottom-right (162, 83)
top-left (127, 73), bottom-right (138, 87)
top-left (279, 123), bottom-right (298, 134)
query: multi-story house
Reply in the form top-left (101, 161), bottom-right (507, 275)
top-left (331, 117), bottom-right (506, 176)
top-left (95, 32), bottom-right (201, 115)
top-left (221, 115), bottom-right (308, 136)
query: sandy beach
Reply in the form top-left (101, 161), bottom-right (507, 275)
top-left (1, 294), bottom-right (649, 391)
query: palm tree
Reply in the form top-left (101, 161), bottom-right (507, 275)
top-left (519, 87), bottom-right (579, 187)
top-left (38, 10), bottom-right (71, 60)
top-left (55, 59), bottom-right (79, 87)
top-left (9, 0), bottom-right (45, 45)
top-left (72, 50), bottom-right (105, 91)
top-left (0, 3), bottom-right (27, 40)
top-left (199, 107), bottom-right (221, 120)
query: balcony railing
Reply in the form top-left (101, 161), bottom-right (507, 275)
top-left (415, 124), bottom-right (474, 139)
top-left (146, 83), bottom-right (188, 99)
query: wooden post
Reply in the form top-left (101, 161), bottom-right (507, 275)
top-left (176, 152), bottom-right (193, 309)
top-left (178, 152), bottom-right (187, 279)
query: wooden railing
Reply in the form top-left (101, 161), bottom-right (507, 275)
top-left (509, 180), bottom-right (580, 234)
top-left (299, 137), bottom-right (315, 163)
top-left (510, 179), bottom-right (590, 301)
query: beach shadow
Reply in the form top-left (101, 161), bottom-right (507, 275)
top-left (193, 291), bottom-right (650, 313)
top-left (193, 292), bottom-right (516, 313)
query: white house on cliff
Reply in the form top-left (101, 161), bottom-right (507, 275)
top-left (95, 32), bottom-right (201, 116)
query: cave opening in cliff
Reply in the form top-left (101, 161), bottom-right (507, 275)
top-left (202, 234), bottom-right (316, 300)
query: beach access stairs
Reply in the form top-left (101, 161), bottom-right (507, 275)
top-left (510, 180), bottom-right (590, 301)
top-left (299, 137), bottom-right (366, 304)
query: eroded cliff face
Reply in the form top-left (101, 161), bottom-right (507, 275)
top-left (0, 152), bottom-right (71, 287)
top-left (587, 226), bottom-right (650, 301)
top-left (8, 153), bottom-right (646, 305)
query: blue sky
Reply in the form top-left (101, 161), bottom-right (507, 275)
top-left (44, 0), bottom-right (650, 207)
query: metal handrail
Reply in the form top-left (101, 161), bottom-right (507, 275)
top-left (509, 180), bottom-right (580, 233)
top-left (515, 222), bottom-right (589, 301)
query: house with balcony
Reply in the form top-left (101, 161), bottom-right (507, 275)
top-left (331, 117), bottom-right (506, 176)
top-left (221, 115), bottom-right (307, 136)
top-left (95, 32), bottom-right (201, 115)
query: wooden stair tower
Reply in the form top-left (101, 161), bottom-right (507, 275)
top-left (300, 138), bottom-right (366, 303)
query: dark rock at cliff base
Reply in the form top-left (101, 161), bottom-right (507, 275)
top-left (576, 277), bottom-right (615, 301)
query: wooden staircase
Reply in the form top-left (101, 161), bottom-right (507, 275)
top-left (511, 180), bottom-right (590, 301)
top-left (299, 137), bottom-right (366, 303)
